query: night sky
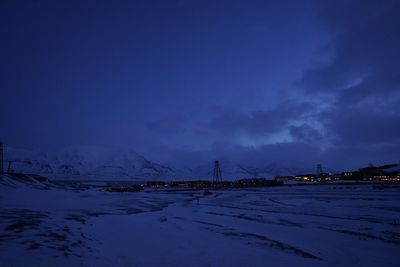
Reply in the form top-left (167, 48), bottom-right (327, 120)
top-left (1, 0), bottom-right (399, 169)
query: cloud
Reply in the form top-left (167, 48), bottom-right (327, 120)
top-left (295, 0), bottom-right (400, 104)
top-left (165, 140), bottom-right (322, 168)
top-left (289, 123), bottom-right (322, 144)
top-left (144, 1), bottom-right (400, 170)
top-left (209, 101), bottom-right (314, 136)
top-left (325, 109), bottom-right (400, 146)
top-left (146, 114), bottom-right (187, 136)
top-left (286, 0), bottom-right (400, 168)
top-left (321, 142), bottom-right (400, 170)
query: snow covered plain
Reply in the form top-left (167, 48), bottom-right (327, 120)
top-left (1, 176), bottom-right (399, 267)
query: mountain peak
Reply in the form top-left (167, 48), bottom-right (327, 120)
top-left (4, 146), bottom-right (174, 180)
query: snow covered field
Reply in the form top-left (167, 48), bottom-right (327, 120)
top-left (1, 176), bottom-right (399, 267)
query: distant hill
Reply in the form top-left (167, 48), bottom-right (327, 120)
top-left (171, 161), bottom-right (339, 180)
top-left (4, 145), bottom-right (175, 180)
top-left (3, 145), bottom-right (339, 181)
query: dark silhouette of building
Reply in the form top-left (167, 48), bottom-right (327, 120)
top-left (274, 176), bottom-right (295, 183)
top-left (213, 160), bottom-right (222, 183)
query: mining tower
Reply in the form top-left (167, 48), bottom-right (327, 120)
top-left (213, 160), bottom-right (222, 183)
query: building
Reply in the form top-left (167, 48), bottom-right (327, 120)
top-left (295, 174), bottom-right (316, 182)
top-left (274, 176), bottom-right (295, 183)
top-left (146, 181), bottom-right (167, 188)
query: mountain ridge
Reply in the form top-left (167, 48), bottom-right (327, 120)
top-left (3, 145), bottom-right (338, 180)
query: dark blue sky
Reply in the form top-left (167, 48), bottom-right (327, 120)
top-left (1, 0), bottom-right (399, 169)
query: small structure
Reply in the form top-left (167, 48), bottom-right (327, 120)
top-left (106, 184), bottom-right (143, 192)
top-left (237, 178), bottom-right (282, 187)
top-left (341, 171), bottom-right (362, 180)
top-left (274, 176), bottom-right (295, 183)
top-left (213, 160), bottom-right (222, 183)
top-left (295, 174), bottom-right (316, 182)
top-left (146, 181), bottom-right (167, 188)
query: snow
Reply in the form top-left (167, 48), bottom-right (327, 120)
top-left (4, 145), bottom-right (174, 180)
top-left (172, 160), bottom-right (338, 180)
top-left (4, 146), bottom-right (341, 181)
top-left (1, 175), bottom-right (399, 267)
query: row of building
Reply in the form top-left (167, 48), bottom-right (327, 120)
top-left (146, 178), bottom-right (283, 189)
top-left (275, 164), bottom-right (400, 183)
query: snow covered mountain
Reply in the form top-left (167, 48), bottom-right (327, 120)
top-left (171, 161), bottom-right (339, 180)
top-left (4, 146), bottom-right (175, 180)
top-left (3, 146), bottom-right (338, 181)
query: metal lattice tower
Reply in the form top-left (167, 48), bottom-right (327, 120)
top-left (213, 160), bottom-right (222, 183)
top-left (316, 164), bottom-right (323, 175)
top-left (0, 142), bottom-right (3, 177)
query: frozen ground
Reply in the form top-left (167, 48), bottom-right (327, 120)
top-left (1, 176), bottom-right (399, 267)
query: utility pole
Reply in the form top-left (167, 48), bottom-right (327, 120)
top-left (213, 160), bottom-right (222, 183)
